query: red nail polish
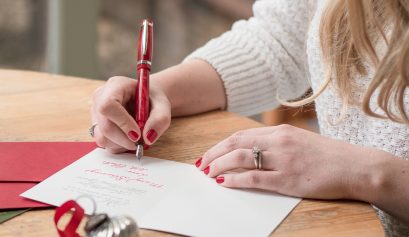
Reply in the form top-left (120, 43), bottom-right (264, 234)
top-left (204, 166), bottom-right (210, 175)
top-left (195, 157), bottom-right (202, 168)
top-left (128, 131), bottom-right (139, 142)
top-left (216, 176), bottom-right (224, 184)
top-left (146, 129), bottom-right (158, 143)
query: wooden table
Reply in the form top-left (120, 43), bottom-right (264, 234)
top-left (0, 69), bottom-right (384, 236)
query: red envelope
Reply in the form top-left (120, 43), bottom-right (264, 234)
top-left (0, 142), bottom-right (97, 182)
top-left (0, 142), bottom-right (97, 209)
top-left (0, 183), bottom-right (50, 209)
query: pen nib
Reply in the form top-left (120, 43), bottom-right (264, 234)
top-left (136, 144), bottom-right (143, 162)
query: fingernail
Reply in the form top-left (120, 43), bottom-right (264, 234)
top-left (146, 129), bottom-right (158, 143)
top-left (203, 166), bottom-right (210, 175)
top-left (195, 157), bottom-right (202, 168)
top-left (128, 130), bottom-right (139, 142)
top-left (216, 176), bottom-right (224, 184)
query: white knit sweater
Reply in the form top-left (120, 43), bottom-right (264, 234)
top-left (185, 0), bottom-right (409, 236)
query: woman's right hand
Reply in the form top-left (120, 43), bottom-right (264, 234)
top-left (91, 76), bottom-right (171, 154)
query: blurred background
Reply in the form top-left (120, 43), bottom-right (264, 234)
top-left (0, 0), bottom-right (316, 129)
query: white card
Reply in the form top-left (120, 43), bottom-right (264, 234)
top-left (22, 148), bottom-right (300, 237)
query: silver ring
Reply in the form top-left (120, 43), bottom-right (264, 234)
top-left (89, 123), bottom-right (98, 138)
top-left (252, 147), bottom-right (262, 170)
top-left (137, 60), bottom-right (152, 65)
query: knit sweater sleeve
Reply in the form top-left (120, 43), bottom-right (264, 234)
top-left (184, 0), bottom-right (313, 116)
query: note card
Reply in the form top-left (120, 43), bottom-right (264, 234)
top-left (22, 148), bottom-right (300, 237)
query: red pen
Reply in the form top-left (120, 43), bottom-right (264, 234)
top-left (135, 19), bottom-right (153, 161)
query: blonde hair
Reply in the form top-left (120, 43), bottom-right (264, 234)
top-left (283, 0), bottom-right (409, 124)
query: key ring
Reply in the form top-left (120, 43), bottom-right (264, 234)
top-left (75, 195), bottom-right (97, 215)
top-left (54, 195), bottom-right (139, 237)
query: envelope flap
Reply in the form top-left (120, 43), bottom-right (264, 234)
top-left (0, 142), bottom-right (96, 182)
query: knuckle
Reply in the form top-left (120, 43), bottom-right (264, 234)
top-left (95, 135), bottom-right (109, 148)
top-left (98, 122), bottom-right (114, 136)
top-left (232, 130), bottom-right (245, 137)
top-left (276, 134), bottom-right (294, 147)
top-left (97, 98), bottom-right (114, 116)
top-left (246, 171), bottom-right (261, 186)
top-left (202, 151), bottom-right (215, 165)
top-left (154, 114), bottom-right (171, 127)
top-left (276, 124), bottom-right (293, 131)
top-left (92, 86), bottom-right (104, 101)
top-left (226, 134), bottom-right (240, 150)
top-left (116, 117), bottom-right (129, 131)
top-left (233, 149), bottom-right (247, 164)
top-left (107, 76), bottom-right (124, 84)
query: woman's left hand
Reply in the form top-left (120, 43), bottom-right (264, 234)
top-left (197, 124), bottom-right (381, 200)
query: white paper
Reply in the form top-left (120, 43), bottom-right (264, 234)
top-left (22, 148), bottom-right (301, 237)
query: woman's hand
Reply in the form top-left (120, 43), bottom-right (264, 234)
top-left (197, 124), bottom-right (384, 200)
top-left (91, 76), bottom-right (171, 153)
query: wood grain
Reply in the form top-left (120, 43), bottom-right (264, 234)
top-left (0, 69), bottom-right (384, 236)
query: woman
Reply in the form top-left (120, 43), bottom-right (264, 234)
top-left (91, 0), bottom-right (409, 235)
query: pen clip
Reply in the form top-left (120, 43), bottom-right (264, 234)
top-left (141, 20), bottom-right (148, 57)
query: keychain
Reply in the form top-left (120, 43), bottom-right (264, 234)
top-left (85, 214), bottom-right (138, 237)
top-left (54, 196), bottom-right (139, 237)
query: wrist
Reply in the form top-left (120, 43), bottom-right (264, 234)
top-left (150, 64), bottom-right (185, 114)
top-left (151, 59), bottom-right (226, 117)
top-left (351, 148), bottom-right (392, 203)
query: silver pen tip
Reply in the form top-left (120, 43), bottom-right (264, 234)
top-left (136, 144), bottom-right (143, 161)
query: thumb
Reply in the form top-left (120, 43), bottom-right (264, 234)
top-left (143, 97), bottom-right (171, 145)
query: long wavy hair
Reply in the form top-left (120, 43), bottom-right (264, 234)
top-left (283, 0), bottom-right (409, 124)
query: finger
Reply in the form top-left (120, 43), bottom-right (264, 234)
top-left (199, 135), bottom-right (270, 170)
top-left (93, 125), bottom-right (126, 152)
top-left (142, 96), bottom-right (171, 145)
top-left (215, 170), bottom-right (279, 192)
top-left (103, 76), bottom-right (137, 103)
top-left (95, 77), bottom-right (141, 142)
top-left (96, 98), bottom-right (141, 143)
top-left (91, 106), bottom-right (118, 149)
top-left (96, 115), bottom-right (137, 151)
top-left (199, 125), bottom-right (296, 170)
top-left (207, 149), bottom-right (275, 177)
top-left (91, 102), bottom-right (140, 150)
top-left (231, 126), bottom-right (278, 136)
top-left (106, 147), bottom-right (127, 154)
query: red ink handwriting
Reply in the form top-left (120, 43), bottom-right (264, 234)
top-left (85, 169), bottom-right (164, 189)
top-left (102, 161), bottom-right (127, 169)
top-left (127, 170), bottom-right (147, 176)
top-left (129, 166), bottom-right (148, 172)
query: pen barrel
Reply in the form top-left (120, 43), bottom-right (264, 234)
top-left (135, 69), bottom-right (150, 131)
top-left (135, 19), bottom-right (153, 138)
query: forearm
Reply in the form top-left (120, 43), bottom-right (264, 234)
top-left (354, 149), bottom-right (409, 224)
top-left (150, 59), bottom-right (226, 117)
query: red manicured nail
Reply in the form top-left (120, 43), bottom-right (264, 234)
top-left (216, 176), bottom-right (224, 184)
top-left (195, 157), bottom-right (202, 168)
top-left (128, 130), bottom-right (139, 142)
top-left (204, 166), bottom-right (210, 175)
top-left (146, 129), bottom-right (158, 143)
